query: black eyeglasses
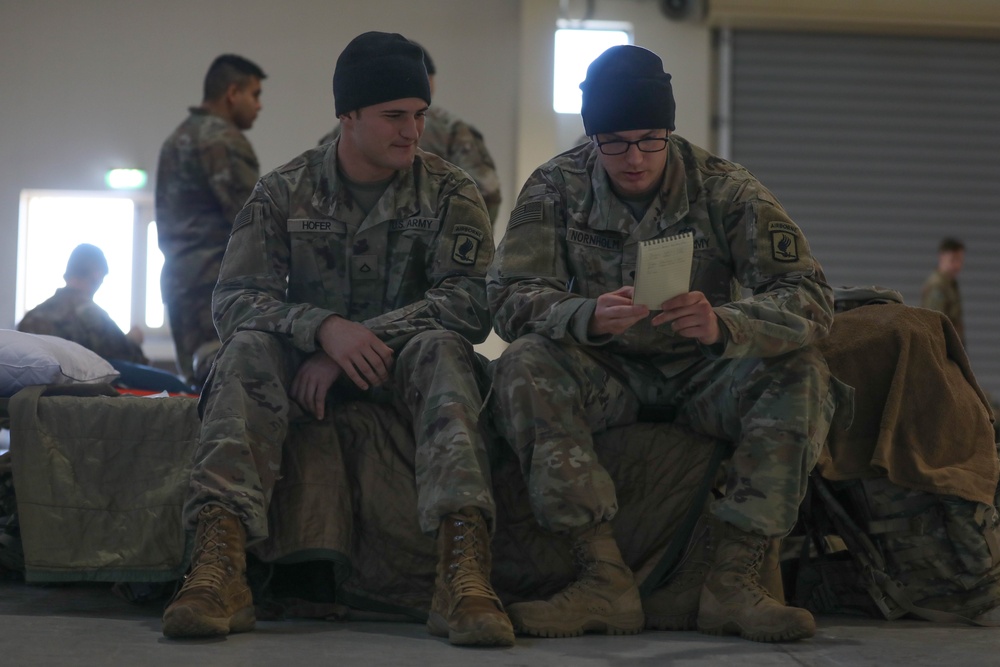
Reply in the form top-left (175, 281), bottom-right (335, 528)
top-left (595, 137), bottom-right (669, 156)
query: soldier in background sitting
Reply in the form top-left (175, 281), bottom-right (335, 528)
top-left (17, 243), bottom-right (147, 365)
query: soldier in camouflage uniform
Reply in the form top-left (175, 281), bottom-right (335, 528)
top-left (921, 237), bottom-right (965, 345)
top-left (155, 54), bottom-right (265, 386)
top-left (488, 45), bottom-right (843, 643)
top-left (318, 43), bottom-right (502, 225)
top-left (17, 244), bottom-right (147, 365)
top-left (162, 32), bottom-right (514, 647)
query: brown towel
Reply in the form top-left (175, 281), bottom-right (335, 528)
top-left (816, 304), bottom-right (998, 505)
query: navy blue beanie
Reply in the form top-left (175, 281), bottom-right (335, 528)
top-left (334, 32), bottom-right (431, 116)
top-left (580, 45), bottom-right (676, 136)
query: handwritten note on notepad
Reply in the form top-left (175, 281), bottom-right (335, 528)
top-left (632, 232), bottom-right (693, 309)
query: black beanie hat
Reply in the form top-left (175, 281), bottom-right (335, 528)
top-left (333, 32), bottom-right (431, 116)
top-left (580, 45), bottom-right (676, 136)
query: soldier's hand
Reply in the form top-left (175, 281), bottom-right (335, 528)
top-left (651, 291), bottom-right (720, 345)
top-left (588, 286), bottom-right (649, 336)
top-left (316, 315), bottom-right (394, 391)
top-left (291, 352), bottom-right (342, 420)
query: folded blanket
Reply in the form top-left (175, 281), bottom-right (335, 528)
top-left (816, 304), bottom-right (998, 505)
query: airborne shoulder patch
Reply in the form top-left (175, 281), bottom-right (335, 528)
top-left (768, 221), bottom-right (799, 263)
top-left (452, 224), bottom-right (484, 265)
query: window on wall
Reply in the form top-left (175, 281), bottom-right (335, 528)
top-left (553, 20), bottom-right (632, 114)
top-left (16, 190), bottom-right (166, 335)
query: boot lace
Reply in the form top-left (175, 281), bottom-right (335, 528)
top-left (736, 533), bottom-right (768, 594)
top-left (177, 510), bottom-right (232, 596)
top-left (552, 540), bottom-right (604, 601)
top-left (447, 516), bottom-right (500, 603)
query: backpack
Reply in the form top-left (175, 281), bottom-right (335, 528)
top-left (787, 470), bottom-right (1000, 625)
top-left (0, 450), bottom-right (23, 578)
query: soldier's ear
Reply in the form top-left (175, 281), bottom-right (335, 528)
top-left (224, 82), bottom-right (244, 106)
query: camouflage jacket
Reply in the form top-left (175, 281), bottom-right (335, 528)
top-left (16, 287), bottom-right (148, 364)
top-left (155, 107), bottom-right (259, 300)
top-left (319, 106), bottom-right (501, 224)
top-left (921, 269), bottom-right (964, 343)
top-left (214, 139), bottom-right (494, 353)
top-left (488, 136), bottom-right (833, 375)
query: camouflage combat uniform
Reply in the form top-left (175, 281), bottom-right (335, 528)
top-left (17, 287), bottom-right (147, 364)
top-left (184, 138), bottom-right (496, 541)
top-left (155, 107), bottom-right (260, 384)
top-left (488, 136), bottom-right (844, 538)
top-left (319, 105), bottom-right (501, 224)
top-left (921, 269), bottom-right (964, 344)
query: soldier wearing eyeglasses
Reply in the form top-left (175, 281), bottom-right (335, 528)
top-left (487, 45), bottom-right (845, 643)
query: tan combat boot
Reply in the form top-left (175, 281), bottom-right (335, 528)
top-left (506, 522), bottom-right (644, 638)
top-left (427, 508), bottom-right (515, 646)
top-left (697, 522), bottom-right (814, 642)
top-left (642, 516), bottom-right (715, 631)
top-left (162, 505), bottom-right (255, 638)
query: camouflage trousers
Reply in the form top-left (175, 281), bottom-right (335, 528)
top-left (490, 334), bottom-right (838, 537)
top-left (183, 328), bottom-right (497, 540)
top-left (164, 283), bottom-right (218, 386)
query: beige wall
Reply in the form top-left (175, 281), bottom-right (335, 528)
top-left (0, 0), bottom-right (713, 361)
top-left (8, 0), bottom-right (995, 356)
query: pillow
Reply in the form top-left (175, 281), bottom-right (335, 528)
top-left (0, 330), bottom-right (120, 397)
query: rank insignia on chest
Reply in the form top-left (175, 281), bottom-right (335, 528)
top-left (352, 255), bottom-right (378, 280)
top-left (768, 222), bottom-right (800, 263)
top-left (451, 224), bottom-right (484, 266)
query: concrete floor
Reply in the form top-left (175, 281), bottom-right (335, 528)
top-left (3, 422), bottom-right (999, 664)
top-left (2, 580), bottom-right (999, 667)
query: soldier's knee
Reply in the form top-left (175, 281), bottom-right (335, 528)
top-left (397, 329), bottom-right (469, 366)
top-left (226, 330), bottom-right (282, 356)
top-left (497, 334), bottom-right (553, 366)
top-left (408, 328), bottom-right (465, 349)
top-left (212, 331), bottom-right (285, 375)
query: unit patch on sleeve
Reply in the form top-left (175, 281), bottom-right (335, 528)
top-left (768, 221), bottom-right (800, 263)
top-left (452, 224), bottom-right (484, 265)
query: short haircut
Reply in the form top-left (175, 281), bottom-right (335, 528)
top-left (203, 54), bottom-right (267, 101)
top-left (64, 243), bottom-right (109, 280)
top-left (939, 237), bottom-right (965, 253)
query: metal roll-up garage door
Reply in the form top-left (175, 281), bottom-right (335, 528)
top-left (724, 29), bottom-right (1000, 400)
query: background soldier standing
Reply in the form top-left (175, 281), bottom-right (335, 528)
top-left (155, 54), bottom-right (266, 386)
top-left (921, 237), bottom-right (965, 345)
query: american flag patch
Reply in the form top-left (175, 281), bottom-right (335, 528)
top-left (508, 201), bottom-right (544, 229)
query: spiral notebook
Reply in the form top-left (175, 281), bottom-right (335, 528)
top-left (632, 232), bottom-right (693, 309)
